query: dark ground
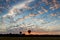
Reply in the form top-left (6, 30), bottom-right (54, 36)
top-left (0, 34), bottom-right (60, 37)
top-left (0, 34), bottom-right (60, 40)
top-left (0, 37), bottom-right (60, 40)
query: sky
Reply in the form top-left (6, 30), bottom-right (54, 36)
top-left (0, 0), bottom-right (60, 34)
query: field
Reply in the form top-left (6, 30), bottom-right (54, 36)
top-left (0, 34), bottom-right (60, 40)
top-left (0, 37), bottom-right (60, 40)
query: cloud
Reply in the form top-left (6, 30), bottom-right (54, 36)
top-left (50, 13), bottom-right (57, 16)
top-left (15, 18), bottom-right (46, 31)
top-left (49, 0), bottom-right (60, 10)
top-left (53, 0), bottom-right (60, 9)
top-left (2, 0), bottom-right (34, 18)
top-left (6, 0), bottom-right (10, 2)
top-left (50, 6), bottom-right (55, 10)
top-left (42, 7), bottom-right (48, 12)
top-left (1, 0), bottom-right (60, 33)
top-left (58, 16), bottom-right (60, 18)
top-left (0, 24), bottom-right (6, 32)
top-left (38, 11), bottom-right (44, 14)
top-left (42, 0), bottom-right (48, 5)
top-left (1, 0), bottom-right (35, 30)
top-left (42, 20), bottom-right (60, 31)
top-left (54, 3), bottom-right (60, 9)
top-left (38, 7), bottom-right (48, 14)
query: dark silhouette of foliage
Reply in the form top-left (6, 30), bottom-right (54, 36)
top-left (28, 30), bottom-right (31, 34)
top-left (9, 33), bottom-right (12, 34)
top-left (19, 31), bottom-right (22, 35)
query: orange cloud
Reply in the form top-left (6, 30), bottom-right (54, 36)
top-left (54, 3), bottom-right (60, 9)
top-left (28, 13), bottom-right (36, 17)
top-left (49, 0), bottom-right (60, 10)
top-left (50, 13), bottom-right (57, 16)
top-left (38, 11), bottom-right (44, 14)
top-left (42, 0), bottom-right (48, 5)
top-left (53, 0), bottom-right (60, 9)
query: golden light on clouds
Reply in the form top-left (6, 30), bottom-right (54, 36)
top-left (54, 3), bottom-right (60, 9)
top-left (28, 13), bottom-right (36, 17)
top-left (53, 0), bottom-right (60, 9)
top-left (50, 13), bottom-right (57, 16)
top-left (38, 11), bottom-right (44, 14)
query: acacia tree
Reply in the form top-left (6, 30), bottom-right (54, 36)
top-left (9, 33), bottom-right (12, 34)
top-left (28, 30), bottom-right (31, 35)
top-left (19, 31), bottom-right (22, 35)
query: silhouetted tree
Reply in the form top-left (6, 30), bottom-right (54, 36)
top-left (9, 33), bottom-right (12, 34)
top-left (19, 31), bottom-right (22, 35)
top-left (28, 30), bottom-right (31, 34)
